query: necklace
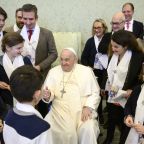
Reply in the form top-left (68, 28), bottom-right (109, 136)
top-left (60, 69), bottom-right (74, 98)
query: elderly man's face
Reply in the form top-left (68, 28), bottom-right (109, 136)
top-left (111, 17), bottom-right (125, 32)
top-left (60, 50), bottom-right (76, 72)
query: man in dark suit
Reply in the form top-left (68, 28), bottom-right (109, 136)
top-left (122, 2), bottom-right (144, 39)
top-left (20, 4), bottom-right (58, 117)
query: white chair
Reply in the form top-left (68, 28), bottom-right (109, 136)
top-left (52, 32), bottom-right (81, 66)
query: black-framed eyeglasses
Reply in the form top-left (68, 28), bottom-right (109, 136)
top-left (110, 21), bottom-right (124, 25)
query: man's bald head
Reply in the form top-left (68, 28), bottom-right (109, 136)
top-left (111, 12), bottom-right (125, 32)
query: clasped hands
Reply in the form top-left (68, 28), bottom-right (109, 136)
top-left (125, 115), bottom-right (144, 134)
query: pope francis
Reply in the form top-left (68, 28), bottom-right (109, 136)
top-left (43, 48), bottom-right (100, 144)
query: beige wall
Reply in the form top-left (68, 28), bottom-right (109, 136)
top-left (1, 0), bottom-right (144, 49)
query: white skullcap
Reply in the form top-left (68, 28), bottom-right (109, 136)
top-left (62, 47), bottom-right (77, 57)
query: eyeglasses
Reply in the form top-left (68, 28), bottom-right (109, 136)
top-left (110, 21), bottom-right (124, 25)
top-left (93, 27), bottom-right (103, 30)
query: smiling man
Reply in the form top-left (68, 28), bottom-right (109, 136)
top-left (122, 2), bottom-right (143, 39)
top-left (20, 4), bottom-right (58, 117)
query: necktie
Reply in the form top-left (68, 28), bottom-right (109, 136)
top-left (126, 22), bottom-right (130, 29)
top-left (27, 29), bottom-right (33, 40)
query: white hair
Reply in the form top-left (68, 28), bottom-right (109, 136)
top-left (62, 47), bottom-right (77, 57)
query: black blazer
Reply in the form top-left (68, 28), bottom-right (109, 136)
top-left (133, 20), bottom-right (143, 39)
top-left (120, 84), bottom-right (143, 144)
top-left (124, 84), bottom-right (142, 117)
top-left (81, 33), bottom-right (111, 67)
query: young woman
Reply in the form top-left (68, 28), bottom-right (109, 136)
top-left (0, 32), bottom-right (32, 143)
top-left (0, 32), bottom-right (32, 107)
top-left (102, 30), bottom-right (144, 144)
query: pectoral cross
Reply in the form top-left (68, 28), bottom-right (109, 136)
top-left (60, 88), bottom-right (66, 98)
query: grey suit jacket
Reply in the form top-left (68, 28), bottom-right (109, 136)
top-left (19, 27), bottom-right (58, 79)
top-left (34, 27), bottom-right (58, 79)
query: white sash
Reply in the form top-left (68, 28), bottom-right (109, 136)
top-left (106, 50), bottom-right (132, 107)
top-left (3, 53), bottom-right (24, 79)
top-left (20, 23), bottom-right (40, 65)
top-left (93, 36), bottom-right (108, 70)
top-left (125, 85), bottom-right (144, 144)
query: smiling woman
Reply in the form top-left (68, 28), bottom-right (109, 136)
top-left (81, 18), bottom-right (111, 125)
top-left (0, 32), bottom-right (32, 143)
top-left (102, 30), bottom-right (144, 144)
top-left (0, 32), bottom-right (32, 106)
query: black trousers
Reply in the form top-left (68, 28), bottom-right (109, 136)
top-left (105, 103), bottom-right (125, 143)
top-left (37, 100), bottom-right (48, 118)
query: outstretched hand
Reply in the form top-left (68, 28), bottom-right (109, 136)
top-left (42, 86), bottom-right (51, 102)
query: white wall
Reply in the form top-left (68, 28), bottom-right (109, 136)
top-left (1, 0), bottom-right (144, 48)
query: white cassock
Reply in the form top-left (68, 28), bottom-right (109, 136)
top-left (44, 64), bottom-right (100, 144)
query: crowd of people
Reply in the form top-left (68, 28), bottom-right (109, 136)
top-left (0, 2), bottom-right (144, 144)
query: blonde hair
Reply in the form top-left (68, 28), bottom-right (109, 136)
top-left (92, 18), bottom-right (108, 36)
